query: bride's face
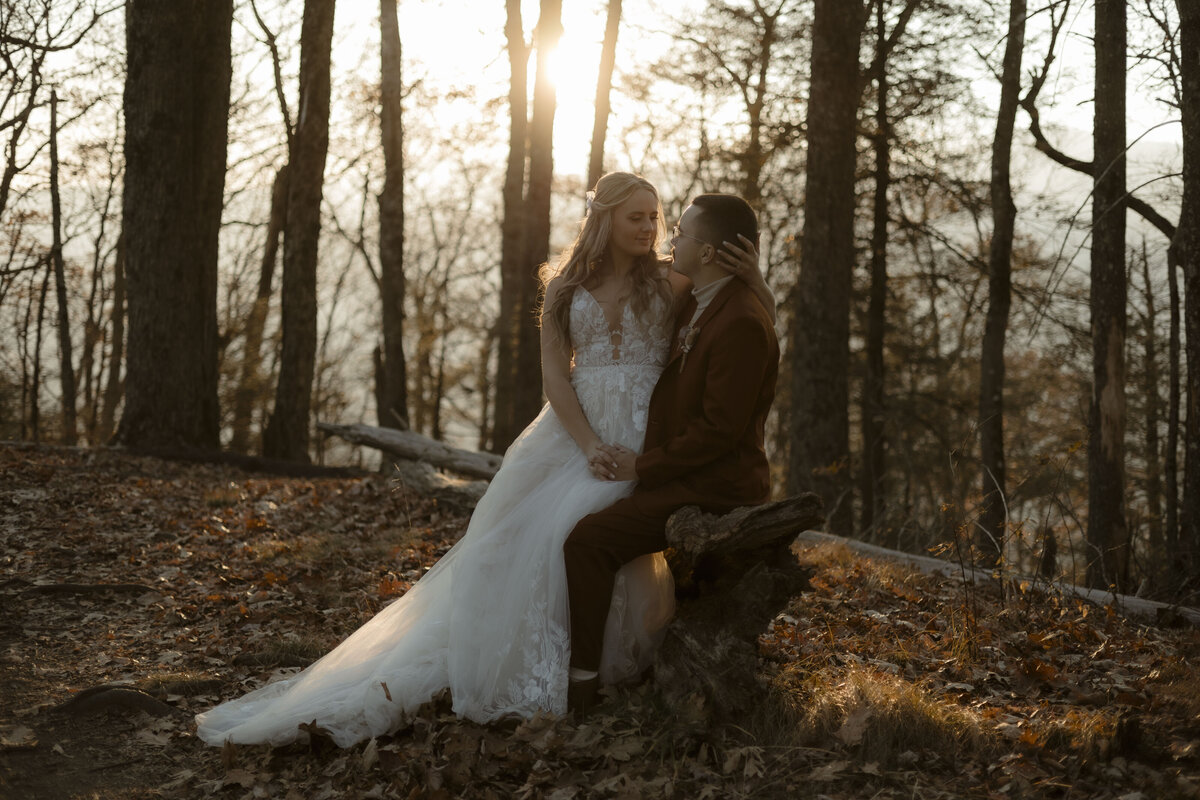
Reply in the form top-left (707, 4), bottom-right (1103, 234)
top-left (607, 189), bottom-right (659, 260)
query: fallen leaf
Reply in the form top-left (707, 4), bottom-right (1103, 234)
top-left (0, 726), bottom-right (37, 750)
top-left (810, 760), bottom-right (850, 781)
top-left (836, 706), bottom-right (873, 746)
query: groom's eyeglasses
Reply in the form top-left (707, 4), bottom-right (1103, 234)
top-left (672, 225), bottom-right (708, 246)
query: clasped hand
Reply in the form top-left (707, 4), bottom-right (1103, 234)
top-left (587, 442), bottom-right (637, 481)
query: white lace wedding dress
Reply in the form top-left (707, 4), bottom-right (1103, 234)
top-left (195, 287), bottom-right (676, 747)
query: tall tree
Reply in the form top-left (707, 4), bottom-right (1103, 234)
top-left (515, 0), bottom-right (562, 432)
top-left (230, 164), bottom-right (288, 452)
top-left (1173, 0), bottom-right (1199, 584)
top-left (787, 0), bottom-right (867, 535)
top-left (492, 0), bottom-right (530, 453)
top-left (118, 0), bottom-right (232, 450)
top-left (587, 0), bottom-right (622, 189)
top-left (1086, 0), bottom-right (1129, 590)
top-left (97, 232), bottom-right (125, 444)
top-left (860, 0), bottom-right (919, 542)
top-left (1166, 241), bottom-right (1181, 589)
top-left (1139, 247), bottom-right (1164, 585)
top-left (262, 0), bottom-right (336, 461)
top-left (977, 0), bottom-right (1026, 567)
top-left (48, 89), bottom-right (77, 445)
top-left (377, 0), bottom-right (409, 432)
top-left (492, 0), bottom-right (561, 452)
top-left (231, 1), bottom-right (293, 454)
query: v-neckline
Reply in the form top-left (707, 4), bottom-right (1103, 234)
top-left (580, 287), bottom-right (631, 335)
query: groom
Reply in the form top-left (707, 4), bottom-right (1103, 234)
top-left (563, 193), bottom-right (780, 712)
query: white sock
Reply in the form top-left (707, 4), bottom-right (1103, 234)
top-left (569, 667), bottom-right (598, 682)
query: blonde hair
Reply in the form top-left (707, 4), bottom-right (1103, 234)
top-left (540, 172), bottom-right (672, 346)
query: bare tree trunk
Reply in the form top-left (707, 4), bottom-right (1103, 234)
top-left (378, 0), bottom-right (409, 433)
top-left (513, 0), bottom-right (562, 437)
top-left (1166, 247), bottom-right (1181, 589)
top-left (18, 269), bottom-right (36, 440)
top-left (97, 232), bottom-right (125, 444)
top-left (492, 0), bottom-right (529, 453)
top-left (118, 0), bottom-right (231, 451)
top-left (432, 317), bottom-right (449, 441)
top-left (231, 165), bottom-right (288, 453)
top-left (861, 0), bottom-right (891, 542)
top-left (1174, 0), bottom-right (1200, 587)
top-left (1140, 246), bottom-right (1164, 589)
top-left (477, 330), bottom-right (494, 451)
top-left (48, 89), bottom-right (77, 445)
top-left (31, 264), bottom-right (49, 443)
top-left (978, 0), bottom-right (1025, 568)
top-left (1086, 0), bottom-right (1129, 591)
top-left (787, 0), bottom-right (866, 536)
top-left (262, 0), bottom-right (336, 462)
top-left (587, 0), bottom-right (621, 190)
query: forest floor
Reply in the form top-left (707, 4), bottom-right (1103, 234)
top-left (1, 442), bottom-right (1199, 799)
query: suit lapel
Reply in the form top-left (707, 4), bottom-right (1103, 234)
top-left (692, 279), bottom-right (741, 332)
top-left (666, 295), bottom-right (697, 365)
top-left (664, 280), bottom-right (741, 371)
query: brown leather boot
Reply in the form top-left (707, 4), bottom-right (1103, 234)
top-left (566, 676), bottom-right (600, 719)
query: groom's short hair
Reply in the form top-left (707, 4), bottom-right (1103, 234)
top-left (690, 193), bottom-right (758, 250)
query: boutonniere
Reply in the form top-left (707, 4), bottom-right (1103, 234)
top-left (679, 325), bottom-right (701, 371)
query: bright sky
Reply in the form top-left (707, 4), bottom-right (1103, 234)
top-left (334, 0), bottom-right (646, 178)
top-left (328, 0), bottom-right (1180, 179)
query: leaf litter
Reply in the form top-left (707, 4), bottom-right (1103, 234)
top-left (0, 443), bottom-right (1198, 798)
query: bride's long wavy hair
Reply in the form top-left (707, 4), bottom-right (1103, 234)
top-left (540, 172), bottom-right (672, 347)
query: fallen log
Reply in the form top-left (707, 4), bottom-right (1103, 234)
top-left (23, 582), bottom-right (157, 596)
top-left (652, 493), bottom-right (824, 724)
top-left (793, 530), bottom-right (1200, 629)
top-left (56, 686), bottom-right (183, 718)
top-left (316, 422), bottom-right (501, 480)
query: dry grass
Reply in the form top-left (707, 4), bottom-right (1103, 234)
top-left (780, 666), bottom-right (992, 768)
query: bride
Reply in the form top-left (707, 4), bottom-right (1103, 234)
top-left (195, 172), bottom-right (769, 748)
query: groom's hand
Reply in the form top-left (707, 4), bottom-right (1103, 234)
top-left (600, 444), bottom-right (638, 481)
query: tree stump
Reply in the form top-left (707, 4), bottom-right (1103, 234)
top-left (652, 493), bottom-right (824, 725)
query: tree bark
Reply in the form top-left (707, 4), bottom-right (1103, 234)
top-left (48, 89), bottom-right (77, 445)
top-left (1166, 246), bottom-right (1181, 589)
top-left (653, 494), bottom-right (824, 723)
top-left (377, 0), bottom-right (409, 433)
top-left (117, 0), bottom-right (231, 451)
top-left (1086, 0), bottom-right (1129, 591)
top-left (1173, 0), bottom-right (1200, 587)
top-left (1141, 247), bottom-right (1164, 588)
top-left (262, 0), bottom-right (336, 462)
top-left (861, 0), bottom-right (891, 542)
top-left (587, 0), bottom-right (621, 190)
top-left (231, 165), bottom-right (288, 453)
top-left (31, 264), bottom-right (49, 442)
top-left (978, 0), bottom-right (1025, 568)
top-left (97, 231), bottom-right (125, 444)
top-left (491, 0), bottom-right (529, 453)
top-left (514, 0), bottom-right (562, 438)
top-left (786, 0), bottom-right (866, 536)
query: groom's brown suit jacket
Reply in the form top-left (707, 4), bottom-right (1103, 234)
top-left (633, 277), bottom-right (779, 512)
top-left (564, 277), bottom-right (778, 670)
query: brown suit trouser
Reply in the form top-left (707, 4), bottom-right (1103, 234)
top-left (564, 486), bottom-right (741, 672)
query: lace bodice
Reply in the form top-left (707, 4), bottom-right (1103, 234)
top-left (570, 288), bottom-right (672, 368)
top-left (568, 288), bottom-right (673, 447)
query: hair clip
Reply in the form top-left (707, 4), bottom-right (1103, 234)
top-left (585, 190), bottom-right (596, 215)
